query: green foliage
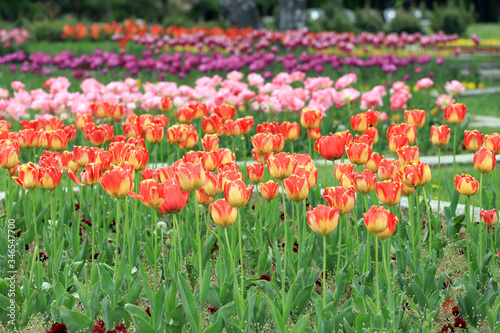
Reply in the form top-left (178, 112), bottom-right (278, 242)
top-left (354, 7), bottom-right (385, 33)
top-left (389, 10), bottom-right (422, 34)
top-left (431, 0), bottom-right (475, 36)
top-left (307, 0), bottom-right (355, 33)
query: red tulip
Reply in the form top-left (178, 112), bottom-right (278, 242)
top-left (480, 209), bottom-right (497, 227)
top-left (210, 199), bottom-right (238, 227)
top-left (13, 163), bottom-right (40, 190)
top-left (100, 168), bottom-right (134, 199)
top-left (455, 174), bottom-right (479, 196)
top-left (175, 162), bottom-right (206, 190)
top-left (404, 109), bottom-right (426, 129)
top-left (346, 142), bottom-right (372, 165)
top-left (430, 125), bottom-right (451, 147)
top-left (473, 147), bottom-right (496, 174)
top-left (322, 186), bottom-right (356, 214)
top-left (247, 163), bottom-right (264, 183)
top-left (129, 179), bottom-right (166, 208)
top-left (267, 152), bottom-right (293, 180)
top-left (224, 180), bottom-right (254, 207)
top-left (375, 180), bottom-right (403, 206)
top-left (463, 130), bottom-right (484, 152)
top-left (306, 205), bottom-right (339, 235)
top-left (352, 169), bottom-right (377, 194)
top-left (201, 134), bottom-right (220, 152)
top-left (280, 121), bottom-right (301, 141)
top-left (300, 108), bottom-right (322, 129)
top-left (214, 104), bottom-right (236, 121)
top-left (284, 174), bottom-right (309, 201)
top-left (157, 179), bottom-right (190, 214)
top-left (444, 103), bottom-right (466, 124)
top-left (259, 180), bottom-right (280, 200)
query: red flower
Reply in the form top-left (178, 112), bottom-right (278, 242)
top-left (463, 130), bottom-right (483, 152)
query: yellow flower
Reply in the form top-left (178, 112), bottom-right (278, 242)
top-left (432, 184), bottom-right (439, 189)
top-left (478, 82), bottom-right (485, 89)
top-left (431, 108), bottom-right (439, 116)
top-left (413, 86), bottom-right (419, 92)
top-left (391, 114), bottom-right (401, 122)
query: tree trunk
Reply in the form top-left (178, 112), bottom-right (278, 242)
top-left (219, 0), bottom-right (263, 29)
top-left (278, 0), bottom-right (307, 31)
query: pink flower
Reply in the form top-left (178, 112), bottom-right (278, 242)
top-left (335, 73), bottom-right (357, 89)
top-left (305, 77), bottom-right (334, 92)
top-left (4, 102), bottom-right (26, 121)
top-left (227, 71), bottom-right (244, 81)
top-left (444, 80), bottom-right (465, 97)
top-left (11, 81), bottom-right (25, 91)
top-left (416, 78), bottom-right (434, 89)
top-left (247, 73), bottom-right (265, 87)
top-left (390, 91), bottom-right (410, 111)
top-left (435, 94), bottom-right (455, 111)
top-left (289, 71), bottom-right (306, 82)
top-left (360, 90), bottom-right (383, 110)
top-left (0, 88), bottom-right (9, 99)
top-left (334, 88), bottom-right (360, 108)
top-left (390, 81), bottom-right (408, 94)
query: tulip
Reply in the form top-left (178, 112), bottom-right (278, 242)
top-left (444, 103), bottom-right (467, 124)
top-left (455, 174), bottom-right (479, 196)
top-left (354, 134), bottom-right (374, 148)
top-left (363, 127), bottom-right (379, 144)
top-left (271, 134), bottom-right (285, 153)
top-left (377, 159), bottom-right (400, 181)
top-left (251, 133), bottom-right (273, 155)
top-left (124, 148), bottom-right (149, 171)
top-left (387, 123), bottom-right (417, 145)
top-left (179, 126), bottom-right (198, 150)
top-left (404, 109), bottom-right (426, 129)
top-left (214, 104), bottom-right (236, 121)
top-left (473, 148), bottom-right (496, 174)
top-left (308, 127), bottom-right (321, 140)
top-left (223, 120), bottom-right (242, 137)
top-left (17, 129), bottom-right (40, 148)
top-left (247, 163), bottom-right (264, 183)
top-left (463, 130), bottom-right (484, 152)
top-left (352, 169), bottom-right (377, 194)
top-left (306, 205), bottom-right (340, 235)
top-left (123, 123), bottom-right (141, 138)
top-left (218, 148), bottom-right (235, 165)
top-left (485, 133), bottom-right (500, 154)
top-left (167, 125), bottom-right (189, 145)
top-left (388, 134), bottom-right (409, 153)
top-left (346, 142), bottom-right (372, 165)
top-left (84, 124), bottom-right (108, 146)
top-left (190, 103), bottom-right (209, 119)
top-left (75, 113), bottom-right (94, 130)
top-left (202, 114), bottom-right (223, 134)
top-left (128, 179), bottom-right (166, 208)
top-left (257, 122), bottom-right (281, 135)
top-left (430, 125), bottom-right (451, 147)
top-left (267, 152), bottom-right (293, 180)
top-left (480, 209), bottom-right (497, 227)
top-left (224, 180), bottom-right (254, 207)
top-left (100, 168), bottom-right (134, 199)
top-left (175, 162), bottom-right (206, 191)
top-left (13, 163), bottom-right (40, 190)
top-left (236, 116), bottom-right (254, 135)
top-left (365, 152), bottom-right (383, 173)
top-left (0, 144), bottom-right (19, 169)
top-left (400, 161), bottom-right (432, 188)
top-left (144, 123), bottom-right (164, 144)
top-left (210, 199), bottom-right (238, 227)
top-left (351, 113), bottom-right (369, 132)
top-left (280, 121), bottom-right (301, 141)
top-left (47, 129), bottom-right (69, 151)
top-left (375, 180), bottom-right (403, 206)
top-left (201, 134), bottom-right (220, 152)
top-left (153, 115), bottom-right (169, 128)
top-left (284, 174), bottom-right (309, 201)
top-left (196, 190), bottom-right (214, 205)
top-left (300, 108), bottom-right (322, 129)
top-left (363, 205), bottom-right (398, 234)
top-left (160, 96), bottom-right (173, 112)
top-left (63, 125), bottom-right (77, 142)
top-left (201, 151), bottom-right (219, 172)
top-left (259, 180), bottom-right (280, 200)
top-left (177, 106), bottom-right (196, 123)
top-left (39, 166), bottom-right (63, 191)
top-left (294, 165), bottom-right (318, 189)
top-left (141, 168), bottom-right (161, 182)
top-left (334, 163), bottom-right (354, 181)
top-left (397, 146), bottom-right (420, 165)
top-left (374, 213), bottom-right (399, 239)
top-left (323, 186), bottom-right (355, 214)
top-left (157, 179), bottom-right (190, 214)
top-left (68, 162), bottom-right (103, 186)
top-left (202, 172), bottom-right (223, 197)
top-left (316, 134), bottom-right (346, 160)
top-left (42, 117), bottom-right (64, 131)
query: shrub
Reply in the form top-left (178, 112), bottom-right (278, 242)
top-left (308, 1), bottom-right (355, 33)
top-left (431, 0), bottom-right (475, 35)
top-left (389, 10), bottom-right (421, 34)
top-left (355, 7), bottom-right (385, 33)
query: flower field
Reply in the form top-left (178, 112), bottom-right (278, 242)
top-left (1, 21), bottom-right (500, 333)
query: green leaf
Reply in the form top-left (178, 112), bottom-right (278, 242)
top-left (177, 273), bottom-right (200, 333)
top-left (59, 305), bottom-right (93, 332)
top-left (125, 304), bottom-right (150, 322)
top-left (132, 314), bottom-right (155, 333)
top-left (292, 284), bottom-right (314, 317)
top-left (290, 314), bottom-right (310, 333)
top-left (264, 294), bottom-right (285, 333)
top-left (98, 265), bottom-right (114, 299)
top-left (200, 262), bottom-right (212, 315)
top-left (412, 279), bottom-right (430, 310)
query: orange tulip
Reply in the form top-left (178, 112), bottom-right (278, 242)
top-left (39, 166), bottom-right (63, 191)
top-left (190, 103), bottom-right (209, 119)
top-left (257, 122), bottom-right (281, 135)
top-left (485, 133), bottom-right (500, 154)
top-left (63, 125), bottom-right (77, 142)
top-left (202, 151), bottom-right (219, 172)
top-left (167, 125), bottom-right (189, 145)
top-left (377, 159), bottom-right (400, 181)
top-left (284, 174), bottom-right (309, 201)
top-left (271, 134), bottom-right (285, 153)
top-left (144, 123), bottom-right (164, 144)
top-left (351, 113), bottom-right (369, 132)
top-left (223, 120), bottom-right (242, 137)
top-left (363, 205), bottom-right (398, 234)
top-left (175, 162), bottom-right (206, 190)
top-left (388, 134), bottom-right (409, 153)
top-left (300, 108), bottom-right (322, 129)
top-left (455, 174), bottom-right (479, 196)
top-left (352, 169), bottom-right (377, 194)
top-left (251, 133), bottom-right (273, 155)
top-left (397, 146), bottom-right (420, 165)
top-left (47, 129), bottom-right (68, 151)
top-left (218, 148), bottom-right (236, 166)
top-left (141, 168), bottom-right (161, 182)
top-left (306, 205), bottom-right (340, 235)
top-left (374, 212), bottom-right (399, 239)
top-left (308, 127), bottom-right (321, 140)
top-left (404, 109), bottom-right (426, 129)
top-left (365, 152), bottom-right (383, 173)
top-left (387, 123), bottom-right (417, 145)
top-left (322, 186), bottom-right (355, 214)
top-left (124, 148), bottom-right (149, 171)
top-left (214, 104), bottom-right (236, 121)
top-left (430, 125), bottom-right (451, 147)
top-left (128, 179), bottom-right (166, 208)
top-left (42, 117), bottom-right (64, 131)
top-left (95, 150), bottom-right (113, 171)
top-left (123, 123), bottom-right (142, 139)
top-left (84, 123), bottom-right (110, 146)
top-left (0, 144), bottom-right (19, 169)
top-left (210, 199), bottom-right (238, 227)
top-left (334, 163), bottom-right (354, 181)
top-left (259, 180), bottom-right (280, 200)
top-left (480, 210), bottom-right (497, 227)
top-left (179, 126), bottom-right (198, 150)
top-left (294, 165), bottom-right (318, 189)
top-left (375, 180), bottom-right (403, 206)
top-left (291, 154), bottom-right (313, 172)
top-left (280, 121), bottom-right (301, 141)
top-left (202, 171), bottom-right (223, 197)
top-left (316, 133), bottom-right (346, 160)
top-left (224, 180), bottom-right (254, 207)
top-left (346, 142), bottom-right (372, 165)
top-left (13, 163), bottom-right (40, 190)
top-left (17, 129), bottom-right (40, 148)
top-left (267, 152), bottom-right (293, 180)
top-left (247, 163), bottom-right (264, 183)
top-left (463, 130), bottom-right (484, 152)
top-left (236, 116), bottom-right (254, 135)
top-left (340, 173), bottom-right (355, 189)
top-left (354, 134), bottom-right (374, 149)
top-left (177, 106), bottom-right (196, 123)
top-left (160, 97), bottom-right (173, 112)
top-left (157, 179), bottom-right (190, 214)
top-left (68, 162), bottom-right (103, 186)
top-left (20, 119), bottom-right (41, 131)
top-left (196, 190), bottom-right (214, 205)
top-left (100, 168), bottom-right (134, 199)
top-left (201, 134), bottom-right (219, 152)
top-left (444, 103), bottom-right (467, 124)
top-left (153, 115), bottom-right (169, 128)
top-left (202, 114), bottom-right (223, 134)
top-left (473, 148), bottom-right (496, 174)
top-left (159, 166), bottom-right (176, 183)
top-left (401, 161), bottom-right (432, 188)
top-left (363, 127), bottom-right (379, 144)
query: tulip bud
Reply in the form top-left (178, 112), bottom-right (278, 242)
top-left (455, 174), bottom-right (479, 196)
top-left (473, 147), bottom-right (496, 174)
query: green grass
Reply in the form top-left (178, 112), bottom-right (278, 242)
top-left (466, 23), bottom-right (500, 39)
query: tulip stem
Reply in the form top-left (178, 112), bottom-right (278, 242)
top-left (154, 144), bottom-right (158, 169)
top-left (375, 235), bottom-right (380, 311)
top-left (31, 190), bottom-right (40, 258)
top-left (364, 194), bottom-right (370, 271)
top-left (490, 230), bottom-right (496, 280)
top-left (383, 238), bottom-right (392, 327)
top-left (466, 196), bottom-right (472, 284)
top-left (153, 208), bottom-right (158, 291)
top-left (237, 210), bottom-right (244, 302)
top-left (453, 124), bottom-right (457, 175)
top-left (307, 131), bottom-right (311, 156)
top-left (324, 158), bottom-right (327, 188)
top-left (5, 170), bottom-right (10, 221)
top-left (51, 190), bottom-right (56, 281)
top-left (115, 198), bottom-right (120, 280)
top-left (173, 214), bottom-right (183, 268)
top-left (421, 188), bottom-right (433, 254)
top-left (91, 185), bottom-right (96, 267)
top-left (281, 183), bottom-right (287, 310)
top-left (193, 193), bottom-right (203, 305)
top-left (437, 147), bottom-right (441, 225)
top-left (336, 213), bottom-right (342, 279)
top-left (409, 193), bottom-right (416, 266)
top-left (479, 173), bottom-right (483, 261)
top-left (322, 234), bottom-right (327, 309)
top-left (224, 227), bottom-right (241, 314)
